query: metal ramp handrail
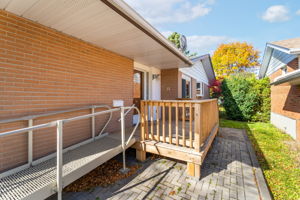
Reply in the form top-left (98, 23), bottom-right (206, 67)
top-left (0, 106), bottom-right (140, 200)
top-left (0, 104), bottom-right (113, 175)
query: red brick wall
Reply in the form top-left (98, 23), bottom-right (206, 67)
top-left (270, 58), bottom-right (300, 140)
top-left (0, 10), bottom-right (134, 171)
top-left (161, 69), bottom-right (180, 100)
top-left (191, 78), bottom-right (197, 99)
top-left (161, 69), bottom-right (211, 100)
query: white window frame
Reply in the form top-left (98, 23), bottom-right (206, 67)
top-left (196, 82), bottom-right (204, 97)
top-left (182, 74), bottom-right (192, 98)
top-left (281, 66), bottom-right (287, 75)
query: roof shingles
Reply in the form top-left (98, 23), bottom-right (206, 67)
top-left (271, 37), bottom-right (300, 49)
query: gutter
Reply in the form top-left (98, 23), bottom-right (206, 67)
top-left (101, 0), bottom-right (193, 66)
top-left (271, 69), bottom-right (300, 85)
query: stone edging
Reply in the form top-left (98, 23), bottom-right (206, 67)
top-left (241, 129), bottom-right (273, 200)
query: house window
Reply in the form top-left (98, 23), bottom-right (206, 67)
top-left (281, 66), bottom-right (287, 75)
top-left (182, 79), bottom-right (191, 98)
top-left (196, 82), bottom-right (204, 97)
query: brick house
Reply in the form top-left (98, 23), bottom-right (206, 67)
top-left (259, 38), bottom-right (300, 141)
top-left (0, 1), bottom-right (193, 172)
top-left (0, 1), bottom-right (219, 199)
top-left (161, 54), bottom-right (215, 100)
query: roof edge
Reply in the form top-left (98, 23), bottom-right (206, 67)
top-left (267, 43), bottom-right (300, 55)
top-left (101, 0), bottom-right (193, 66)
top-left (259, 42), bottom-right (300, 79)
top-left (198, 54), bottom-right (216, 83)
top-left (259, 45), bottom-right (273, 78)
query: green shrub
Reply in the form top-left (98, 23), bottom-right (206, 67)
top-left (221, 73), bottom-right (270, 122)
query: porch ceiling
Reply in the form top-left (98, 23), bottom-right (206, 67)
top-left (0, 0), bottom-right (192, 69)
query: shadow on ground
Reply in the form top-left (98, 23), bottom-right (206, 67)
top-left (47, 127), bottom-right (269, 200)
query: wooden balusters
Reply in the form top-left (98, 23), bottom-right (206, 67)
top-left (194, 103), bottom-right (201, 152)
top-left (140, 101), bottom-right (145, 142)
top-left (168, 103), bottom-right (172, 144)
top-left (189, 103), bottom-right (193, 148)
top-left (175, 102), bottom-right (179, 146)
top-left (182, 103), bottom-right (186, 147)
top-left (162, 104), bottom-right (166, 143)
top-left (145, 101), bottom-right (149, 139)
top-left (150, 102), bottom-right (154, 140)
top-left (156, 104), bottom-right (160, 141)
top-left (139, 99), bottom-right (218, 152)
top-left (139, 99), bottom-right (219, 179)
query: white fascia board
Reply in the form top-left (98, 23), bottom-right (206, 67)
top-left (259, 45), bottom-right (273, 78)
top-left (267, 43), bottom-right (300, 55)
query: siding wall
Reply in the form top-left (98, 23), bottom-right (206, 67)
top-left (266, 49), bottom-right (297, 76)
top-left (179, 61), bottom-right (209, 85)
top-left (269, 58), bottom-right (300, 140)
top-left (0, 10), bottom-right (134, 171)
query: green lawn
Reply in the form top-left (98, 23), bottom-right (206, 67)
top-left (220, 119), bottom-right (300, 200)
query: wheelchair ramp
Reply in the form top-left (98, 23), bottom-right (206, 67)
top-left (0, 133), bottom-right (136, 200)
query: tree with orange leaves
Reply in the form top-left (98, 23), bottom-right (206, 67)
top-left (212, 42), bottom-right (260, 78)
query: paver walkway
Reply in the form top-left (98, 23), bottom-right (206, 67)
top-left (51, 128), bottom-right (271, 200)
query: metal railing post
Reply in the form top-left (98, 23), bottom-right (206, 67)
top-left (120, 107), bottom-right (129, 173)
top-left (91, 107), bottom-right (95, 140)
top-left (56, 120), bottom-right (63, 200)
top-left (28, 119), bottom-right (33, 166)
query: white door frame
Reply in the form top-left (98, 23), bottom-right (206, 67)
top-left (133, 67), bottom-right (150, 124)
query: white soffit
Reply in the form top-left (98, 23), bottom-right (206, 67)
top-left (1, 0), bottom-right (192, 69)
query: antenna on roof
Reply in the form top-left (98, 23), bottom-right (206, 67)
top-left (179, 35), bottom-right (187, 52)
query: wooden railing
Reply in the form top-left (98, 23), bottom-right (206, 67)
top-left (140, 99), bottom-right (219, 152)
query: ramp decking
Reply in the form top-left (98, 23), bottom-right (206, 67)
top-left (0, 132), bottom-right (136, 200)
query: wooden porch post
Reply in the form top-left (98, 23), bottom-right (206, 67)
top-left (187, 103), bottom-right (201, 178)
top-left (136, 101), bottom-right (146, 161)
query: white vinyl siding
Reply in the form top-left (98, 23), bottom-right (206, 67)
top-left (179, 61), bottom-right (209, 85)
top-left (266, 49), bottom-right (297, 76)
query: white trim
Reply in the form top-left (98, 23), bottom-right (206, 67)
top-left (182, 73), bottom-right (192, 81)
top-left (267, 43), bottom-right (300, 55)
top-left (273, 68), bottom-right (300, 83)
top-left (267, 43), bottom-right (290, 54)
top-left (133, 62), bottom-right (161, 122)
top-left (181, 74), bottom-right (192, 98)
top-left (196, 82), bottom-right (204, 97)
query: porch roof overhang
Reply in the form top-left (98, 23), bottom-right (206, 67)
top-left (0, 0), bottom-right (192, 69)
top-left (271, 69), bottom-right (300, 86)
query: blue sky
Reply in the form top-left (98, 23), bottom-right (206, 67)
top-left (125, 0), bottom-right (300, 59)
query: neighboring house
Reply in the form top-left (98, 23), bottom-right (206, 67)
top-left (161, 54), bottom-right (216, 100)
top-left (259, 38), bottom-right (300, 141)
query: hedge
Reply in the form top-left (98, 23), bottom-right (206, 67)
top-left (221, 73), bottom-right (270, 122)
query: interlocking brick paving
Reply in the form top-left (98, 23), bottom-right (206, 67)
top-left (49, 128), bottom-right (270, 200)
